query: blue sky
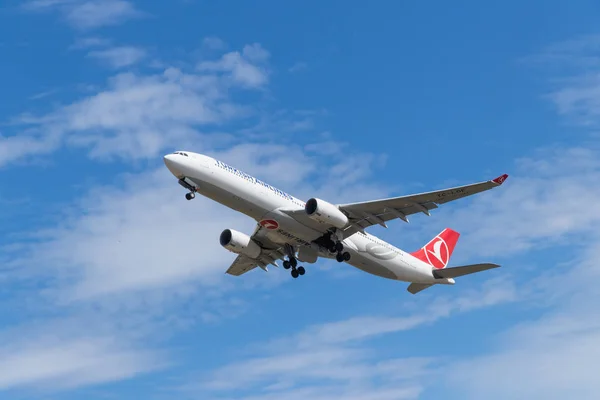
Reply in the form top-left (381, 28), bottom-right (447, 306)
top-left (2, 0), bottom-right (600, 399)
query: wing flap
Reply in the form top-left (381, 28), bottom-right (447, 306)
top-left (226, 254), bottom-right (261, 276)
top-left (225, 250), bottom-right (286, 276)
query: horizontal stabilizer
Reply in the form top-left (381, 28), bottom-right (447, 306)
top-left (433, 263), bottom-right (500, 279)
top-left (407, 283), bottom-right (433, 294)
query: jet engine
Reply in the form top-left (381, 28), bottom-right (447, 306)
top-left (219, 229), bottom-right (261, 259)
top-left (305, 198), bottom-right (349, 229)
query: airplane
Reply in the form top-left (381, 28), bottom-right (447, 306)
top-left (163, 150), bottom-right (508, 294)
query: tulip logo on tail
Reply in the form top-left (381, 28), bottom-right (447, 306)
top-left (424, 238), bottom-right (449, 269)
top-left (410, 228), bottom-right (460, 269)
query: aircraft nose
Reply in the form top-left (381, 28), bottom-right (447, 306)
top-left (163, 154), bottom-right (181, 176)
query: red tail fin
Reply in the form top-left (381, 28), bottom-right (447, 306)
top-left (410, 228), bottom-right (460, 269)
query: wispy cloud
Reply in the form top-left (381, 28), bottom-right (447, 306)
top-left (87, 45), bottom-right (146, 68)
top-left (25, 167), bottom-right (251, 300)
top-left (183, 132), bottom-right (600, 399)
top-left (23, 0), bottom-right (142, 30)
top-left (524, 34), bottom-right (600, 127)
top-left (0, 327), bottom-right (165, 392)
top-left (289, 62), bottom-right (307, 73)
top-left (3, 42), bottom-right (332, 169)
top-left (441, 232), bottom-right (600, 399)
top-left (189, 281), bottom-right (513, 399)
top-left (202, 36), bottom-right (226, 50)
top-left (0, 130), bottom-right (62, 168)
top-left (2, 40), bottom-right (391, 304)
top-left (3, 44), bottom-right (270, 164)
top-left (415, 36), bottom-right (600, 399)
top-left (0, 37), bottom-right (395, 396)
top-left (197, 43), bottom-right (270, 88)
top-left (28, 89), bottom-right (58, 100)
top-left (525, 33), bottom-right (600, 72)
top-left (69, 36), bottom-right (111, 50)
top-left (446, 310), bottom-right (600, 399)
top-left (416, 145), bottom-right (600, 263)
top-left (13, 139), bottom-right (390, 302)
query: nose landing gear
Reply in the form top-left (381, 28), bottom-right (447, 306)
top-left (179, 178), bottom-right (197, 201)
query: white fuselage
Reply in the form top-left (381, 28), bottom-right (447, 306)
top-left (164, 151), bottom-right (453, 285)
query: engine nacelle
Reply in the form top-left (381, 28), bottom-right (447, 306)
top-left (219, 229), bottom-right (261, 259)
top-left (305, 198), bottom-right (349, 229)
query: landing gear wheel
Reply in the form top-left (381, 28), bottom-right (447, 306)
top-left (297, 266), bottom-right (305, 275)
top-left (291, 269), bottom-right (299, 278)
top-left (335, 242), bottom-right (344, 252)
top-left (343, 252), bottom-right (351, 261)
top-left (185, 192), bottom-right (195, 200)
top-left (336, 253), bottom-right (344, 263)
top-left (290, 257), bottom-right (298, 268)
top-left (283, 260), bottom-right (291, 269)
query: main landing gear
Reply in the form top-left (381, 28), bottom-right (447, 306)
top-left (326, 230), bottom-right (351, 263)
top-left (282, 244), bottom-right (305, 279)
top-left (178, 178), bottom-right (196, 201)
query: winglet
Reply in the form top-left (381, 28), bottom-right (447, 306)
top-left (492, 174), bottom-right (509, 185)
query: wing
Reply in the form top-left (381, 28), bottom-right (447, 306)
top-left (338, 174), bottom-right (508, 237)
top-left (225, 224), bottom-right (287, 276)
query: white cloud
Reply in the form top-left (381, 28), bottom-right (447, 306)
top-left (1, 65), bottom-right (393, 394)
top-left (87, 45), bottom-right (146, 68)
top-left (15, 138), bottom-right (390, 302)
top-left (0, 130), bottom-right (62, 167)
top-left (23, 0), bottom-right (142, 30)
top-left (69, 36), bottom-right (111, 50)
top-left (12, 32), bottom-right (600, 399)
top-left (0, 331), bottom-right (164, 391)
top-left (522, 34), bottom-right (600, 127)
top-left (197, 43), bottom-right (270, 88)
top-left (28, 89), bottom-right (58, 100)
top-left (203, 36), bottom-right (226, 50)
top-left (4, 47), bottom-right (268, 164)
top-left (524, 34), bottom-right (600, 72)
top-left (550, 74), bottom-right (600, 126)
top-left (185, 138), bottom-right (600, 399)
top-left (191, 281), bottom-right (513, 399)
top-left (446, 313), bottom-right (600, 400)
top-left (412, 39), bottom-right (600, 398)
top-left (442, 235), bottom-right (600, 399)
top-left (171, 79), bottom-right (600, 400)
top-left (28, 166), bottom-right (250, 300)
top-left (289, 62), bottom-right (307, 73)
top-left (3, 38), bottom-right (390, 305)
top-left (378, 144), bottom-right (600, 268)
